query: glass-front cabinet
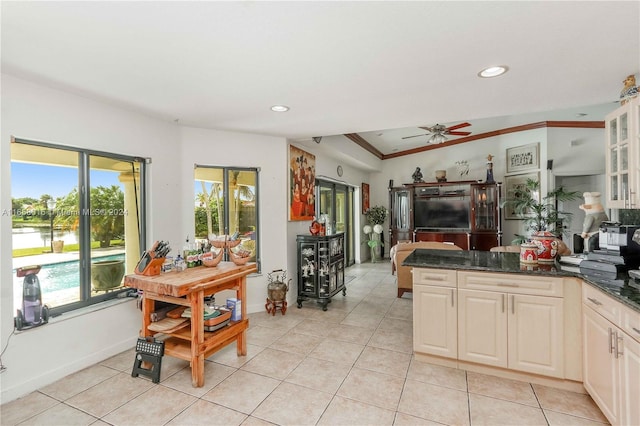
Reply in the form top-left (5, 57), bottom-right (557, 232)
top-left (296, 233), bottom-right (345, 311)
top-left (606, 97), bottom-right (640, 209)
top-left (469, 182), bottom-right (502, 250)
top-left (389, 187), bottom-right (413, 247)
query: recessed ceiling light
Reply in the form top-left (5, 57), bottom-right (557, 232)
top-left (478, 65), bottom-right (509, 78)
top-left (576, 113), bottom-right (588, 117)
top-left (271, 105), bottom-right (290, 112)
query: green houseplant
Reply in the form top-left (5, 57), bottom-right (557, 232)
top-left (364, 205), bottom-right (388, 261)
top-left (502, 178), bottom-right (579, 246)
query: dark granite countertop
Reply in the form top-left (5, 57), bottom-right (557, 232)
top-left (403, 249), bottom-right (640, 313)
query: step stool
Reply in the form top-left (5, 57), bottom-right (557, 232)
top-left (131, 337), bottom-right (164, 383)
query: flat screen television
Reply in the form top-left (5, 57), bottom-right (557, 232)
top-left (414, 199), bottom-right (471, 230)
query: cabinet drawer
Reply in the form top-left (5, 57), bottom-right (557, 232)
top-left (458, 271), bottom-right (563, 297)
top-left (413, 268), bottom-right (456, 288)
top-left (621, 303), bottom-right (640, 343)
top-left (582, 282), bottom-right (622, 326)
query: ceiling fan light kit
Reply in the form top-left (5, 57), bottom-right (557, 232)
top-left (428, 133), bottom-right (448, 144)
top-left (403, 122), bottom-right (472, 144)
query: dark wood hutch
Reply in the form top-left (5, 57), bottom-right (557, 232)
top-left (389, 180), bottom-right (502, 251)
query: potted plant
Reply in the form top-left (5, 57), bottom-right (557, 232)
top-left (502, 178), bottom-right (579, 261)
top-left (364, 205), bottom-right (388, 259)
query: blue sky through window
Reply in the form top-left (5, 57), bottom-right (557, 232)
top-left (11, 163), bottom-right (121, 199)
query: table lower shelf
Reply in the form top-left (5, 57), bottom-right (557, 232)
top-left (158, 319), bottom-right (249, 361)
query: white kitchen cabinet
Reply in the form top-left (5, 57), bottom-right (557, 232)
top-left (583, 305), bottom-right (620, 423)
top-left (413, 284), bottom-right (457, 358)
top-left (508, 293), bottom-right (564, 377)
top-left (458, 288), bottom-right (507, 367)
top-left (605, 97), bottom-right (640, 208)
top-left (619, 331), bottom-right (640, 426)
top-left (457, 287), bottom-right (564, 377)
top-left (582, 282), bottom-right (640, 426)
top-left (412, 268), bottom-right (457, 358)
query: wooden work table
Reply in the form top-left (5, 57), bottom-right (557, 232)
top-left (124, 261), bottom-right (257, 387)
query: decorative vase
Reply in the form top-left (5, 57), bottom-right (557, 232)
top-left (52, 240), bottom-right (64, 253)
top-left (531, 231), bottom-right (559, 263)
top-left (91, 260), bottom-right (125, 291)
top-left (519, 242), bottom-right (538, 264)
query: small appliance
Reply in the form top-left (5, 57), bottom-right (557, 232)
top-left (14, 265), bottom-right (50, 330)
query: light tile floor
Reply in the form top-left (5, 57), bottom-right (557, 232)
top-left (1, 262), bottom-right (609, 426)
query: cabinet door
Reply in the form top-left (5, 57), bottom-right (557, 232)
top-left (470, 183), bottom-right (499, 232)
top-left (619, 332), bottom-right (640, 426)
top-left (458, 289), bottom-right (508, 367)
top-left (299, 242), bottom-right (317, 295)
top-left (413, 284), bottom-right (457, 358)
top-left (583, 306), bottom-right (620, 424)
top-left (390, 187), bottom-right (413, 247)
top-left (508, 294), bottom-right (564, 378)
top-left (469, 233), bottom-right (501, 251)
top-left (606, 101), bottom-right (634, 208)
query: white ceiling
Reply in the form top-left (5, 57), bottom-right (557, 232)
top-left (2, 1), bottom-right (638, 156)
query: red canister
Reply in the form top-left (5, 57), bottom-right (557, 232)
top-left (520, 242), bottom-right (538, 264)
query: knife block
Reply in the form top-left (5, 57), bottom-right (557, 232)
top-left (138, 257), bottom-right (165, 276)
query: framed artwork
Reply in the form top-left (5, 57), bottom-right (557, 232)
top-left (289, 145), bottom-right (316, 221)
top-left (504, 172), bottom-right (540, 220)
top-left (362, 183), bottom-right (370, 213)
top-left (506, 143), bottom-right (539, 174)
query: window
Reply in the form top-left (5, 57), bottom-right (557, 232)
top-left (194, 165), bottom-right (259, 271)
top-left (10, 139), bottom-right (146, 316)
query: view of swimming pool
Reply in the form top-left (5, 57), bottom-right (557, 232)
top-left (12, 253), bottom-right (125, 310)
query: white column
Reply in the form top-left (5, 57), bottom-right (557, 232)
top-left (118, 171), bottom-right (140, 273)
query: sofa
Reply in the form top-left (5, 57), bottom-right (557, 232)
top-left (391, 241), bottom-right (463, 297)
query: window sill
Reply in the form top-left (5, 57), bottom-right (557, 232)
top-left (17, 296), bottom-right (137, 331)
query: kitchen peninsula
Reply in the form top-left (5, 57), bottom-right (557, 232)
top-left (404, 248), bottom-right (640, 426)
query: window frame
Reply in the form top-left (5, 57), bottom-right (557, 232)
top-left (194, 164), bottom-right (261, 273)
top-left (11, 137), bottom-right (148, 316)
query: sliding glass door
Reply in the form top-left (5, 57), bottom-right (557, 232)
top-left (316, 179), bottom-right (355, 266)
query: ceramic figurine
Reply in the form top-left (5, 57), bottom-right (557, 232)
top-left (485, 154), bottom-right (495, 183)
top-left (620, 74), bottom-right (639, 105)
top-left (580, 192), bottom-right (608, 241)
top-left (412, 167), bottom-right (424, 183)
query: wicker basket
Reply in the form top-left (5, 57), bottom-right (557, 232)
top-left (228, 249), bottom-right (252, 265)
top-left (202, 248), bottom-right (224, 267)
top-left (210, 238), bottom-right (242, 249)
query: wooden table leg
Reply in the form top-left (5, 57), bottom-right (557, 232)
top-left (142, 296), bottom-right (154, 337)
top-left (236, 276), bottom-right (247, 356)
top-left (189, 290), bottom-right (205, 387)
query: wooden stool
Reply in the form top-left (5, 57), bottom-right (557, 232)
top-left (265, 298), bottom-right (287, 316)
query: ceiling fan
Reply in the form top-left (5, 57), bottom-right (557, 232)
top-left (402, 122), bottom-right (472, 144)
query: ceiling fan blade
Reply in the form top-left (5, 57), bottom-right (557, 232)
top-left (446, 122), bottom-right (471, 131)
top-left (402, 134), bottom-right (428, 140)
top-left (447, 131), bottom-right (472, 136)
top-left (418, 126), bottom-right (435, 133)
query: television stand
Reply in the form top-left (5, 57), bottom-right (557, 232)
top-left (414, 230), bottom-right (470, 250)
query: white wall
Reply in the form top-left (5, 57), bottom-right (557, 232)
top-left (0, 75), bottom-right (182, 403)
top-left (0, 73), bottom-right (606, 404)
top-left (0, 75), bottom-right (357, 404)
top-left (369, 127), bottom-right (605, 245)
top-left (178, 126), bottom-right (289, 313)
top-left (547, 127), bottom-right (605, 176)
top-left (285, 141), bottom-right (373, 289)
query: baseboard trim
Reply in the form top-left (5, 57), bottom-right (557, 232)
top-left (414, 352), bottom-right (586, 394)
